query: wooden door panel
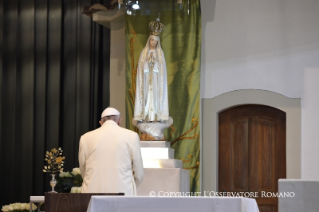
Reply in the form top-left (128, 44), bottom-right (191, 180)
top-left (231, 119), bottom-right (249, 191)
top-left (218, 110), bottom-right (231, 192)
top-left (258, 119), bottom-right (276, 192)
top-left (259, 205), bottom-right (275, 212)
top-left (219, 105), bottom-right (286, 212)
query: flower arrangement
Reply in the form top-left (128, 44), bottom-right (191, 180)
top-left (70, 187), bottom-right (82, 193)
top-left (43, 147), bottom-right (65, 173)
top-left (55, 168), bottom-right (83, 193)
top-left (1, 203), bottom-right (37, 212)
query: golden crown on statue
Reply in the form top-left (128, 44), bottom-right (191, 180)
top-left (149, 13), bottom-right (164, 36)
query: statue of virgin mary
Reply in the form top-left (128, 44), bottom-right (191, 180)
top-left (132, 15), bottom-right (172, 140)
top-left (134, 15), bottom-right (169, 122)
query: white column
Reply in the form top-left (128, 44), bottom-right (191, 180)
top-left (93, 11), bottom-right (126, 127)
top-left (301, 68), bottom-right (319, 179)
top-left (110, 19), bottom-right (126, 127)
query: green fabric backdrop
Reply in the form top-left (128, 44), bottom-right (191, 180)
top-left (125, 0), bottom-right (201, 192)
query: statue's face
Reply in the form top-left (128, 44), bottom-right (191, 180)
top-left (149, 38), bottom-right (158, 48)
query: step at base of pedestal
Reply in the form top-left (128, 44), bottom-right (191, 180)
top-left (140, 141), bottom-right (170, 147)
top-left (143, 159), bottom-right (183, 168)
top-left (137, 168), bottom-right (190, 196)
top-left (141, 147), bottom-right (174, 159)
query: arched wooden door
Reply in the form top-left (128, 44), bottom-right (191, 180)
top-left (219, 104), bottom-right (286, 212)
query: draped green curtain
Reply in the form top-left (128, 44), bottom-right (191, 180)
top-left (125, 0), bottom-right (201, 192)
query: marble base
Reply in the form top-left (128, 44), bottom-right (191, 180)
top-left (141, 147), bottom-right (174, 159)
top-left (137, 168), bottom-right (190, 196)
top-left (278, 179), bottom-right (319, 212)
top-left (138, 139), bottom-right (189, 196)
top-left (143, 159), bottom-right (183, 168)
top-left (140, 141), bottom-right (170, 147)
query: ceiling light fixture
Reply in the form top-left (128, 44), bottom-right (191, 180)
top-left (132, 1), bottom-right (140, 10)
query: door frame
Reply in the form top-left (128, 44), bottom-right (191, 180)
top-left (201, 89), bottom-right (301, 193)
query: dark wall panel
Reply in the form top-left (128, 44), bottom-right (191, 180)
top-left (1, 0), bottom-right (19, 204)
top-left (19, 0), bottom-right (36, 201)
top-left (33, 0), bottom-right (48, 196)
top-left (0, 0), bottom-right (110, 206)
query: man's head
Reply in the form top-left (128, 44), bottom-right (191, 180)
top-left (99, 107), bottom-right (121, 126)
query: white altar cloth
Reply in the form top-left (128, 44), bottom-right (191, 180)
top-left (87, 196), bottom-right (259, 212)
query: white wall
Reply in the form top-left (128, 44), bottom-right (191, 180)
top-left (302, 69), bottom-right (319, 179)
top-left (93, 11), bottom-right (126, 128)
top-left (110, 19), bottom-right (126, 127)
top-left (201, 0), bottom-right (319, 99)
top-left (201, 0), bottom-right (319, 179)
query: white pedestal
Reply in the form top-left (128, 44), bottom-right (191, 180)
top-left (137, 140), bottom-right (190, 196)
top-left (140, 141), bottom-right (170, 147)
top-left (143, 159), bottom-right (183, 168)
top-left (137, 168), bottom-right (190, 196)
top-left (141, 147), bottom-right (174, 159)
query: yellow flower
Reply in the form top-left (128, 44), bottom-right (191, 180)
top-left (48, 160), bottom-right (51, 164)
top-left (51, 148), bottom-right (57, 153)
top-left (56, 157), bottom-right (64, 163)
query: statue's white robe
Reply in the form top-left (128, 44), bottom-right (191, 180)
top-left (134, 36), bottom-right (169, 122)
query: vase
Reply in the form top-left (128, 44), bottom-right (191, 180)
top-left (49, 174), bottom-right (57, 193)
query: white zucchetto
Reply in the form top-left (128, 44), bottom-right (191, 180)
top-left (101, 107), bottom-right (120, 118)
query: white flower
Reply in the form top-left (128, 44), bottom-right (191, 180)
top-left (1, 205), bottom-right (9, 212)
top-left (76, 187), bottom-right (82, 193)
top-left (71, 168), bottom-right (81, 176)
top-left (18, 203), bottom-right (25, 210)
top-left (12, 203), bottom-right (19, 210)
top-left (70, 187), bottom-right (76, 193)
top-left (24, 203), bottom-right (29, 210)
top-left (70, 186), bottom-right (82, 193)
top-left (1, 202), bottom-right (37, 211)
top-left (59, 171), bottom-right (72, 178)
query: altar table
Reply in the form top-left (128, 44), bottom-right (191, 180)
top-left (87, 196), bottom-right (259, 212)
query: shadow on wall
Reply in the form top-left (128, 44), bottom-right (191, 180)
top-left (200, 0), bottom-right (216, 98)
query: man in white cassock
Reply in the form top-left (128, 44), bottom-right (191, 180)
top-left (79, 107), bottom-right (144, 195)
